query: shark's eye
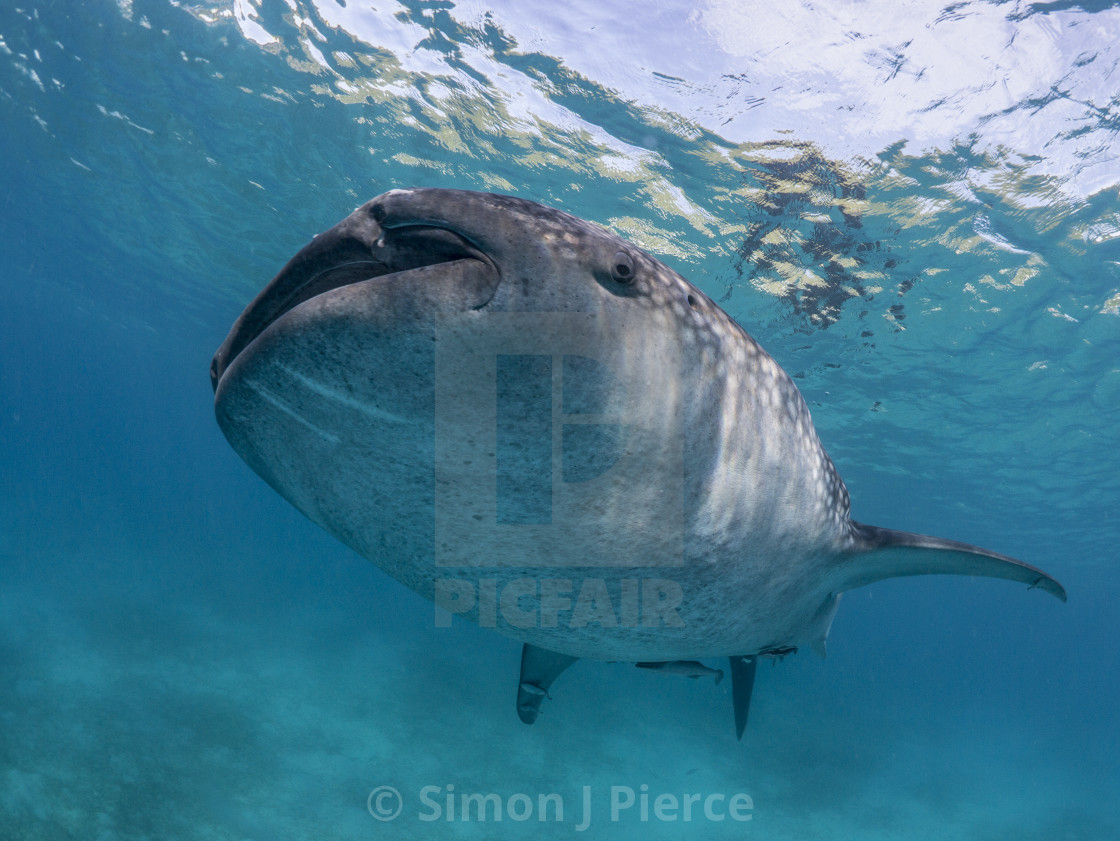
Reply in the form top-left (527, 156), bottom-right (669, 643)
top-left (611, 251), bottom-right (635, 283)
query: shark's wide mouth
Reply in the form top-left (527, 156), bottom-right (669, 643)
top-left (210, 223), bottom-right (497, 391)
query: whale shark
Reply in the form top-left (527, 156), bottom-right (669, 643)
top-left (211, 188), bottom-right (1065, 738)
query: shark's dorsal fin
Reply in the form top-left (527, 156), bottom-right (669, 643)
top-left (838, 522), bottom-right (1067, 601)
top-left (517, 644), bottom-right (578, 724)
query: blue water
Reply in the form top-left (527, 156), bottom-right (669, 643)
top-left (2, 1), bottom-right (1118, 838)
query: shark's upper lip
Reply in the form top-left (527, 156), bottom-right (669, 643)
top-left (210, 223), bottom-right (495, 392)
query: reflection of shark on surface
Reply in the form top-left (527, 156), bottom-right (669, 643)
top-left (211, 188), bottom-right (1066, 739)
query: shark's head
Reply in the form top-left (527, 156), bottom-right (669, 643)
top-left (210, 187), bottom-right (707, 397)
top-left (209, 188), bottom-right (729, 596)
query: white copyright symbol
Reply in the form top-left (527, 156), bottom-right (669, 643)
top-left (367, 786), bottom-right (403, 821)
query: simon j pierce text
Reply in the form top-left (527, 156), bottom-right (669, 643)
top-left (367, 783), bottom-right (754, 829)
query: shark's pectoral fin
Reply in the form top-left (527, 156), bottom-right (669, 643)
top-left (840, 522), bottom-right (1067, 601)
top-left (517, 644), bottom-right (579, 724)
top-left (729, 655), bottom-right (757, 740)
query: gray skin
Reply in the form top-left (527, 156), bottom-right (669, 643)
top-left (211, 188), bottom-right (1065, 728)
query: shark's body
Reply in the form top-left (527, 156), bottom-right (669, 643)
top-left (211, 188), bottom-right (1065, 736)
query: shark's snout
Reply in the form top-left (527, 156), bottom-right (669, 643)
top-left (210, 202), bottom-right (499, 392)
